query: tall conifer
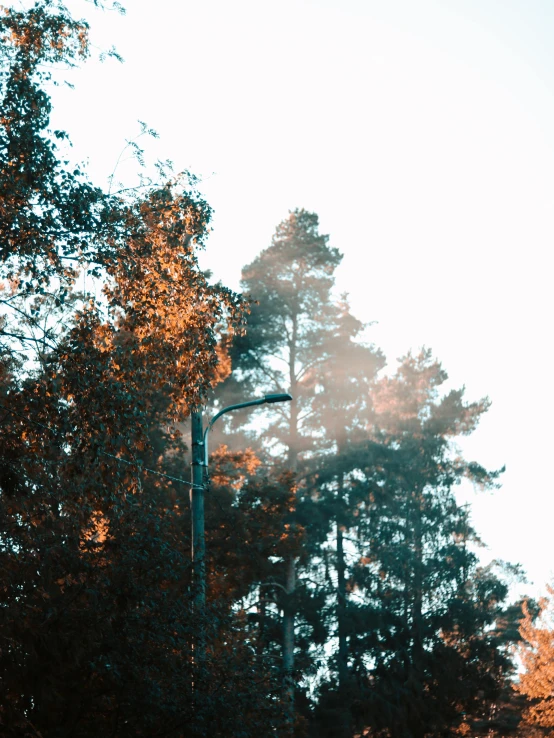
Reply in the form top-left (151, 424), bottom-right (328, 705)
top-left (227, 208), bottom-right (380, 731)
top-left (320, 350), bottom-right (513, 738)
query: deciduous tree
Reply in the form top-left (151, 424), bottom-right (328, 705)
top-left (0, 3), bottom-right (282, 736)
top-left (516, 587), bottom-right (554, 735)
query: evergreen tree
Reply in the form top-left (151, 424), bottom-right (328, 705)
top-left (0, 5), bottom-right (526, 737)
top-left (315, 350), bottom-right (512, 738)
top-left (223, 208), bottom-right (382, 732)
top-left (302, 307), bottom-right (385, 737)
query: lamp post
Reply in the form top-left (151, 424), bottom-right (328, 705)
top-left (190, 393), bottom-right (293, 609)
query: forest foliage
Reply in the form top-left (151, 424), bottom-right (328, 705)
top-left (0, 2), bottom-right (549, 737)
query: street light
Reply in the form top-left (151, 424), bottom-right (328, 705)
top-left (190, 393), bottom-right (293, 609)
top-left (202, 394), bottom-right (293, 467)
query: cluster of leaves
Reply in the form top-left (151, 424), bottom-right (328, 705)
top-left (0, 2), bottom-right (541, 738)
top-left (515, 589), bottom-right (554, 735)
top-left (0, 0), bottom-right (125, 292)
top-left (0, 3), bottom-right (282, 737)
top-left (212, 208), bottom-right (533, 738)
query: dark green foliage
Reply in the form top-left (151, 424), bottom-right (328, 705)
top-left (0, 3), bottom-right (527, 737)
top-left (0, 3), bottom-right (278, 737)
top-left (0, 1), bottom-right (127, 292)
top-left (313, 351), bottom-right (514, 738)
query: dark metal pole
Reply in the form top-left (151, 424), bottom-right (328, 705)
top-left (191, 409), bottom-right (206, 610)
top-left (190, 394), bottom-right (292, 658)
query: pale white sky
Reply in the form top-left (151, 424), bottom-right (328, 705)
top-left (50, 0), bottom-right (553, 596)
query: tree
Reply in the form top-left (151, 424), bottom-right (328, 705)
top-left (312, 350), bottom-right (517, 737)
top-left (0, 175), bottom-right (266, 737)
top-left (294, 305), bottom-right (385, 737)
top-left (322, 349), bottom-right (513, 738)
top-left (516, 587), bottom-right (554, 735)
top-left (0, 0), bottom-right (126, 295)
top-left (0, 5), bottom-right (526, 737)
top-left (222, 208), bottom-right (383, 732)
top-left (0, 3), bottom-right (284, 736)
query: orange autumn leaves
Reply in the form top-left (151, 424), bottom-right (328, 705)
top-left (517, 588), bottom-right (554, 734)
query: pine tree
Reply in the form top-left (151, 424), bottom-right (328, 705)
top-left (326, 349), bottom-right (512, 738)
top-left (300, 306), bottom-right (385, 737)
top-left (222, 208), bottom-right (381, 732)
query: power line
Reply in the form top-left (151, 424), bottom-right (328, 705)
top-left (0, 401), bottom-right (202, 490)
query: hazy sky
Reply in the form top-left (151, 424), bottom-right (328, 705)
top-left (50, 0), bottom-right (553, 595)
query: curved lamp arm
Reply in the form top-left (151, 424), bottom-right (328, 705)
top-left (203, 393), bottom-right (292, 467)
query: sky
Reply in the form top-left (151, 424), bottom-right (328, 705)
top-left (48, 0), bottom-right (553, 596)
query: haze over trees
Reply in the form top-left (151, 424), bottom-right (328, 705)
top-left (0, 2), bottom-right (549, 737)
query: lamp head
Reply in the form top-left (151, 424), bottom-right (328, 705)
top-left (264, 393), bottom-right (293, 404)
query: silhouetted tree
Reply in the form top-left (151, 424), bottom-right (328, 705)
top-left (0, 3), bottom-right (282, 737)
top-left (316, 351), bottom-right (512, 738)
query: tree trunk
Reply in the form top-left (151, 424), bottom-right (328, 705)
top-left (283, 311), bottom-right (298, 734)
top-left (336, 448), bottom-right (352, 738)
top-left (336, 460), bottom-right (348, 688)
top-left (337, 519), bottom-right (348, 687)
top-left (410, 491), bottom-right (425, 738)
top-left (411, 492), bottom-right (424, 669)
top-left (257, 585), bottom-right (266, 658)
top-left (283, 554), bottom-right (296, 731)
top-left (190, 409), bottom-right (206, 612)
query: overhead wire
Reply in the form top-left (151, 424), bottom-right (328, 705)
top-left (0, 401), bottom-right (203, 490)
